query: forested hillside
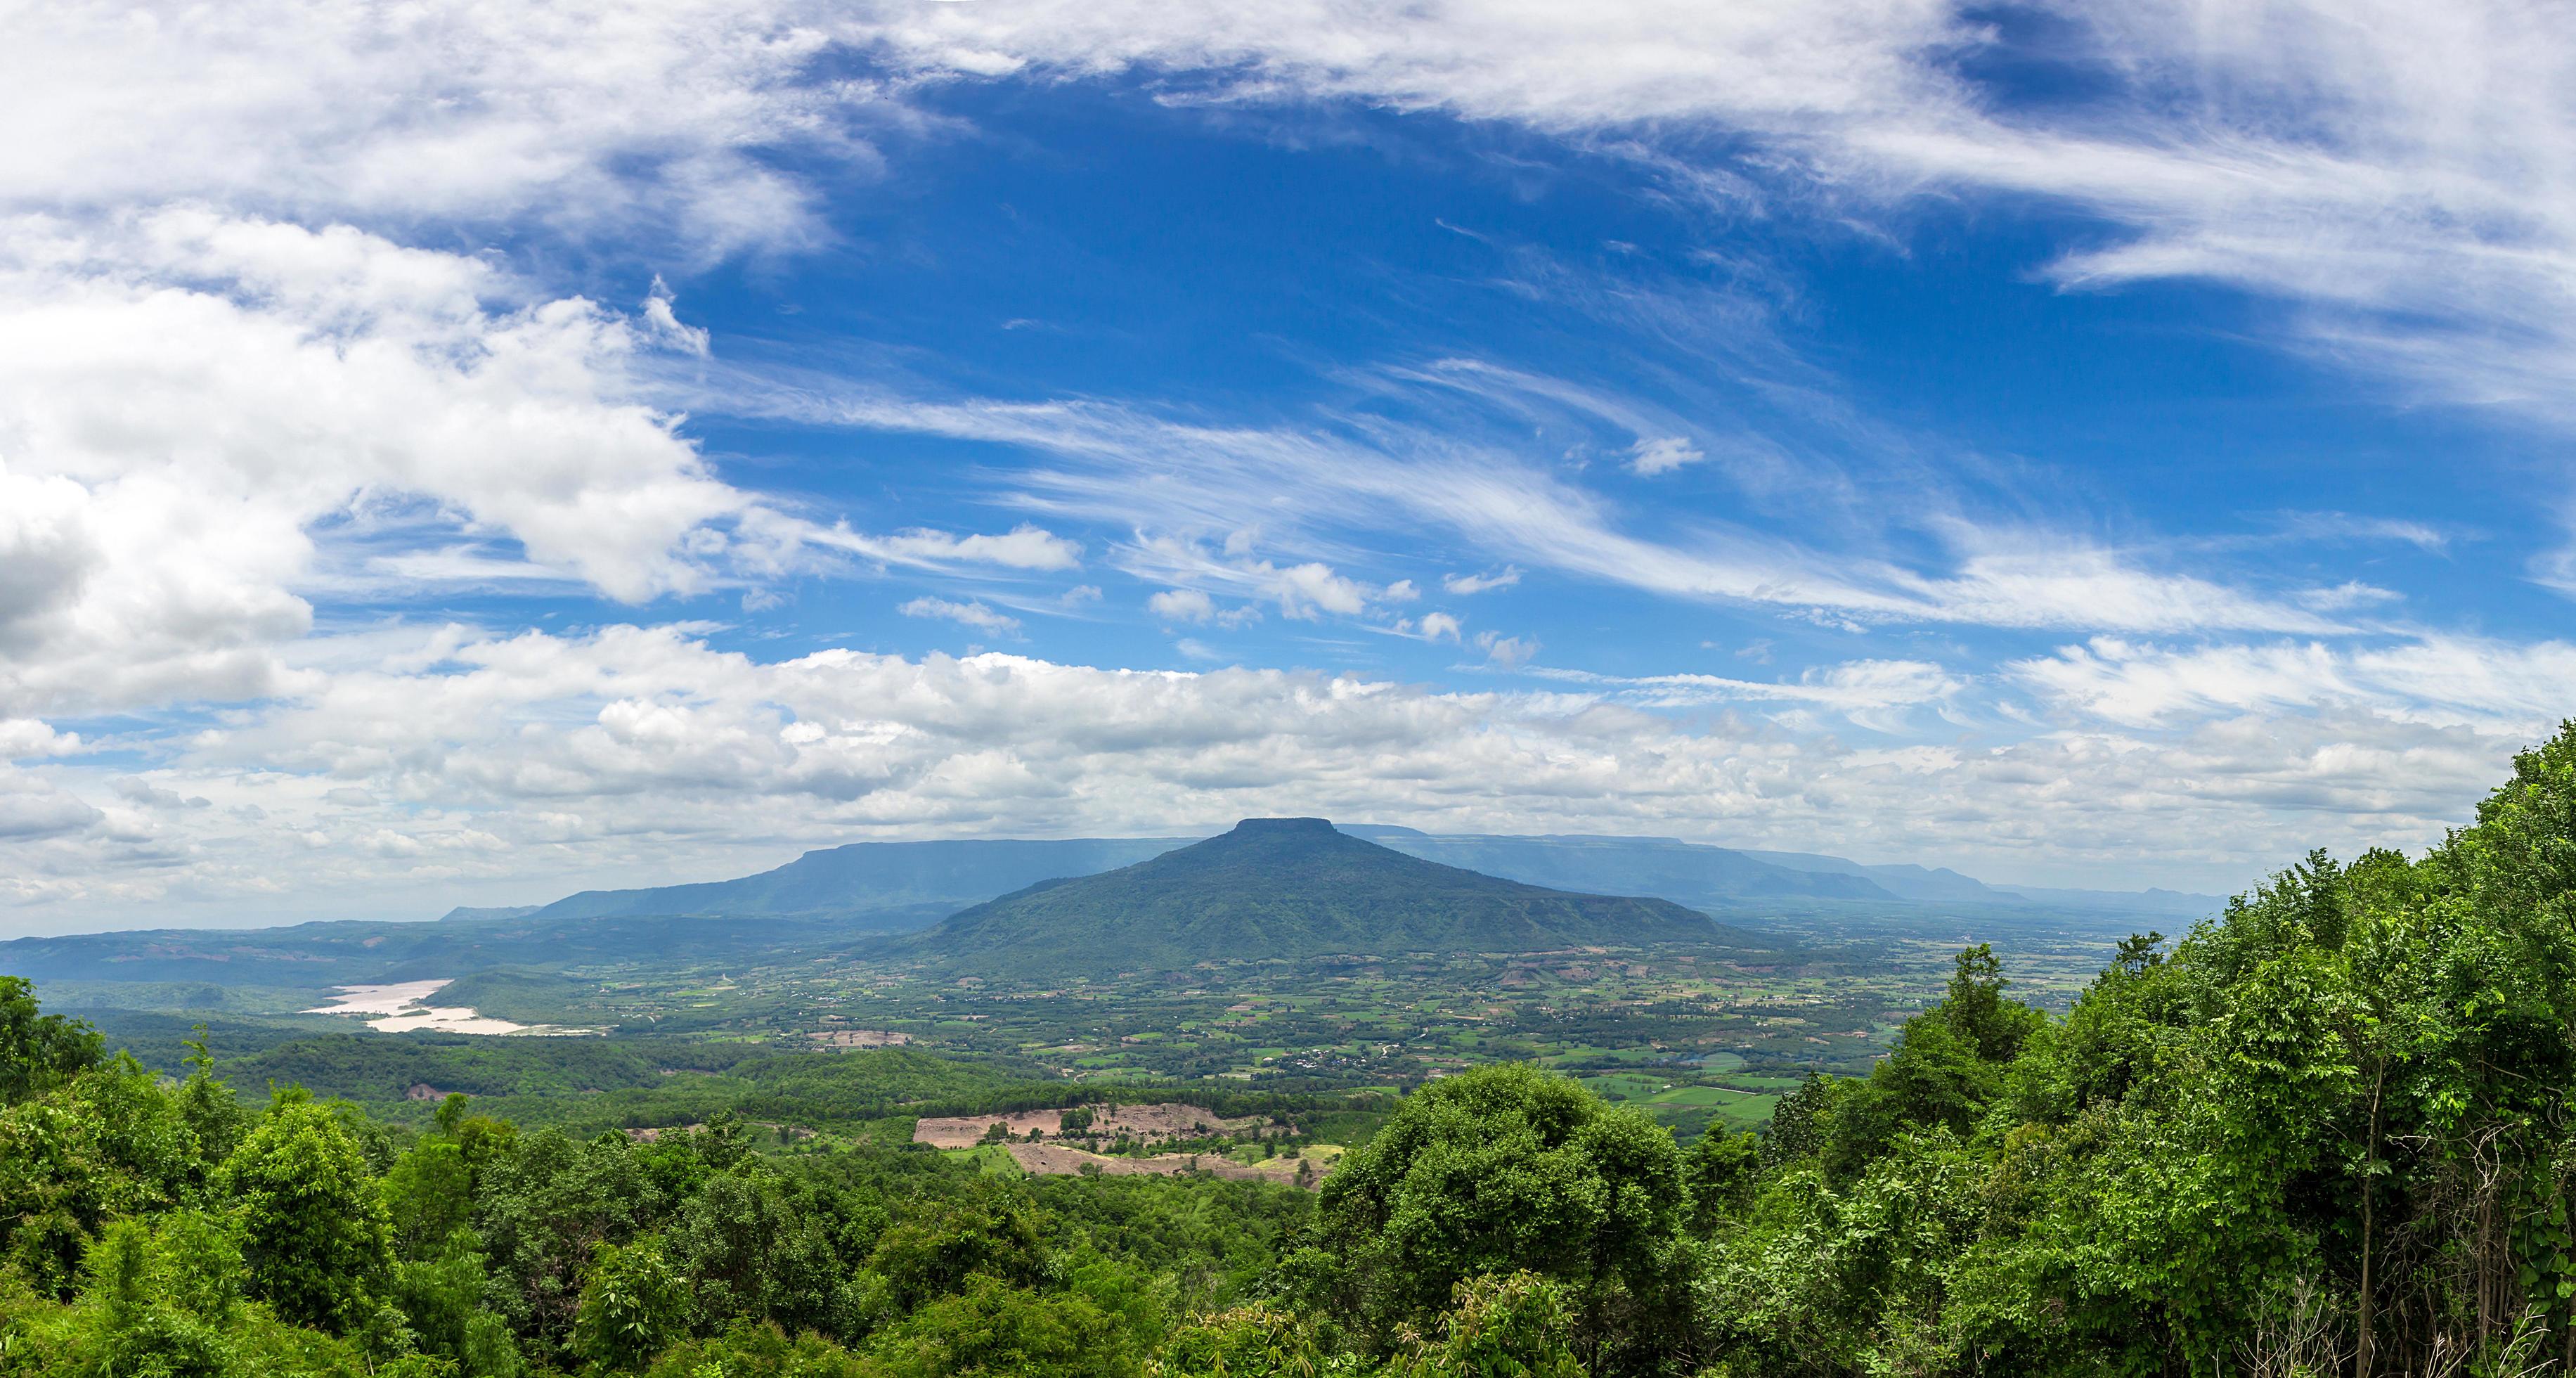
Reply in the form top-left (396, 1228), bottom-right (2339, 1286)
top-left (919, 817), bottom-right (1740, 974)
top-left (4, 724), bottom-right (2576, 1375)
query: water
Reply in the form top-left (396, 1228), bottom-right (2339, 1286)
top-left (303, 979), bottom-right (533, 1034)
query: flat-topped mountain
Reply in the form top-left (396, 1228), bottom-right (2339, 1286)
top-left (468, 837), bottom-right (1191, 930)
top-left (915, 817), bottom-right (1764, 975)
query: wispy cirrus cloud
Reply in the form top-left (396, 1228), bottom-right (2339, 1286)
top-left (768, 382), bottom-right (2352, 637)
top-left (2013, 635), bottom-right (2576, 732)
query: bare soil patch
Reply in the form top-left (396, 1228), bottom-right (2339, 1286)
top-left (805, 1029), bottom-right (911, 1048)
top-left (912, 1101), bottom-right (1267, 1149)
top-left (1002, 1142), bottom-right (1338, 1189)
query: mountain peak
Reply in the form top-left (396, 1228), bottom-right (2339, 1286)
top-left (1227, 816), bottom-right (1337, 836)
top-left (914, 818), bottom-right (1759, 975)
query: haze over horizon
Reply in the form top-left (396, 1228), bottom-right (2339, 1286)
top-left (6, 0), bottom-right (2575, 934)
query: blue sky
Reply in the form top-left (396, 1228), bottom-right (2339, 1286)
top-left (3, 1), bottom-right (2573, 932)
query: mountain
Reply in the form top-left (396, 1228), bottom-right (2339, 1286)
top-left (916, 818), bottom-right (1771, 975)
top-left (1339, 828), bottom-right (1898, 904)
top-left (1733, 850), bottom-right (2014, 903)
top-left (490, 837), bottom-right (1196, 930)
top-left (1993, 885), bottom-right (2222, 918)
top-left (1342, 831), bottom-right (2220, 919)
top-left (0, 910), bottom-right (895, 989)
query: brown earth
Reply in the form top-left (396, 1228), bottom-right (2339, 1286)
top-left (805, 1029), bottom-right (911, 1048)
top-left (1002, 1142), bottom-right (1338, 1188)
top-left (911, 1101), bottom-right (1267, 1149)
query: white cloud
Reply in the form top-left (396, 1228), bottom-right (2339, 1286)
top-left (0, 211), bottom-right (790, 714)
top-left (1, 0), bottom-right (893, 255)
top-left (869, 0), bottom-right (2576, 432)
top-left (1628, 436), bottom-right (1704, 475)
top-left (0, 768), bottom-right (102, 841)
top-left (5, 0), bottom-right (2570, 931)
top-left (642, 278), bottom-right (712, 357)
top-left (1543, 659), bottom-right (1962, 714)
top-left (1474, 630), bottom-right (1541, 669)
top-left (1444, 567), bottom-right (1522, 595)
top-left (2012, 635), bottom-right (2576, 733)
top-left (898, 596), bottom-right (1023, 636)
top-left (1147, 588), bottom-right (1217, 624)
top-left (0, 721), bottom-right (81, 760)
top-left (813, 389), bottom-right (2346, 635)
top-left (819, 523), bottom-right (1083, 572)
top-left (1, 623), bottom-right (2553, 929)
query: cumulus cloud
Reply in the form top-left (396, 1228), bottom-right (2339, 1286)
top-left (1473, 630), bottom-right (1540, 669)
top-left (0, 720), bottom-right (80, 760)
top-left (0, 211), bottom-right (789, 714)
top-left (1, 0), bottom-right (893, 254)
top-left (0, 624), bottom-right (2550, 929)
top-left (1147, 589), bottom-right (1217, 624)
top-left (0, 769), bottom-right (103, 842)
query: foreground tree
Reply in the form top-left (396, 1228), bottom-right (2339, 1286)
top-left (1308, 1062), bottom-right (1690, 1372)
top-left (0, 977), bottom-right (101, 1106)
top-left (216, 1093), bottom-right (394, 1334)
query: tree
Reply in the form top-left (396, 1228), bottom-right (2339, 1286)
top-left (0, 975), bottom-right (101, 1105)
top-left (216, 1093), bottom-right (394, 1333)
top-left (383, 1140), bottom-right (477, 1262)
top-left (1313, 1063), bottom-right (1686, 1365)
top-left (1387, 1273), bottom-right (1585, 1378)
top-left (74, 1213), bottom-right (241, 1378)
top-left (571, 1236), bottom-right (690, 1373)
top-left (1148, 1302), bottom-right (1323, 1377)
top-left (862, 1275), bottom-right (1140, 1378)
top-left (1681, 1127), bottom-right (1760, 1235)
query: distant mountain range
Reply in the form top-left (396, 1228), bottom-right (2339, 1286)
top-left (446, 826), bottom-right (2218, 929)
top-left (475, 837), bottom-right (1191, 930)
top-left (911, 818), bottom-right (1763, 974)
top-left (1347, 830), bottom-right (2216, 916)
top-left (0, 820), bottom-right (2220, 992)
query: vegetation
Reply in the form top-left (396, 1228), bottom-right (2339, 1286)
top-left (4, 723), bottom-right (2575, 1373)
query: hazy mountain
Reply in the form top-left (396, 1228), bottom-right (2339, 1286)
top-left (917, 818), bottom-right (1768, 975)
top-left (482, 837), bottom-right (1198, 929)
top-left (1995, 885), bottom-right (2222, 918)
top-left (1340, 828), bottom-right (1900, 904)
top-left (0, 910), bottom-right (888, 988)
top-left (1732, 850), bottom-right (2014, 903)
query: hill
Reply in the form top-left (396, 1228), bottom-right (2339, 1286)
top-left (915, 817), bottom-right (1771, 975)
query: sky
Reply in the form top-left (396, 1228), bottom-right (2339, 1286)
top-left (4, 0), bottom-right (2575, 934)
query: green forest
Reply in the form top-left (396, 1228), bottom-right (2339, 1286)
top-left (6, 725), bottom-right (2576, 1375)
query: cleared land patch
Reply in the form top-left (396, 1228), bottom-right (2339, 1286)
top-left (912, 1100), bottom-right (1269, 1148)
top-left (1002, 1141), bottom-right (1340, 1187)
